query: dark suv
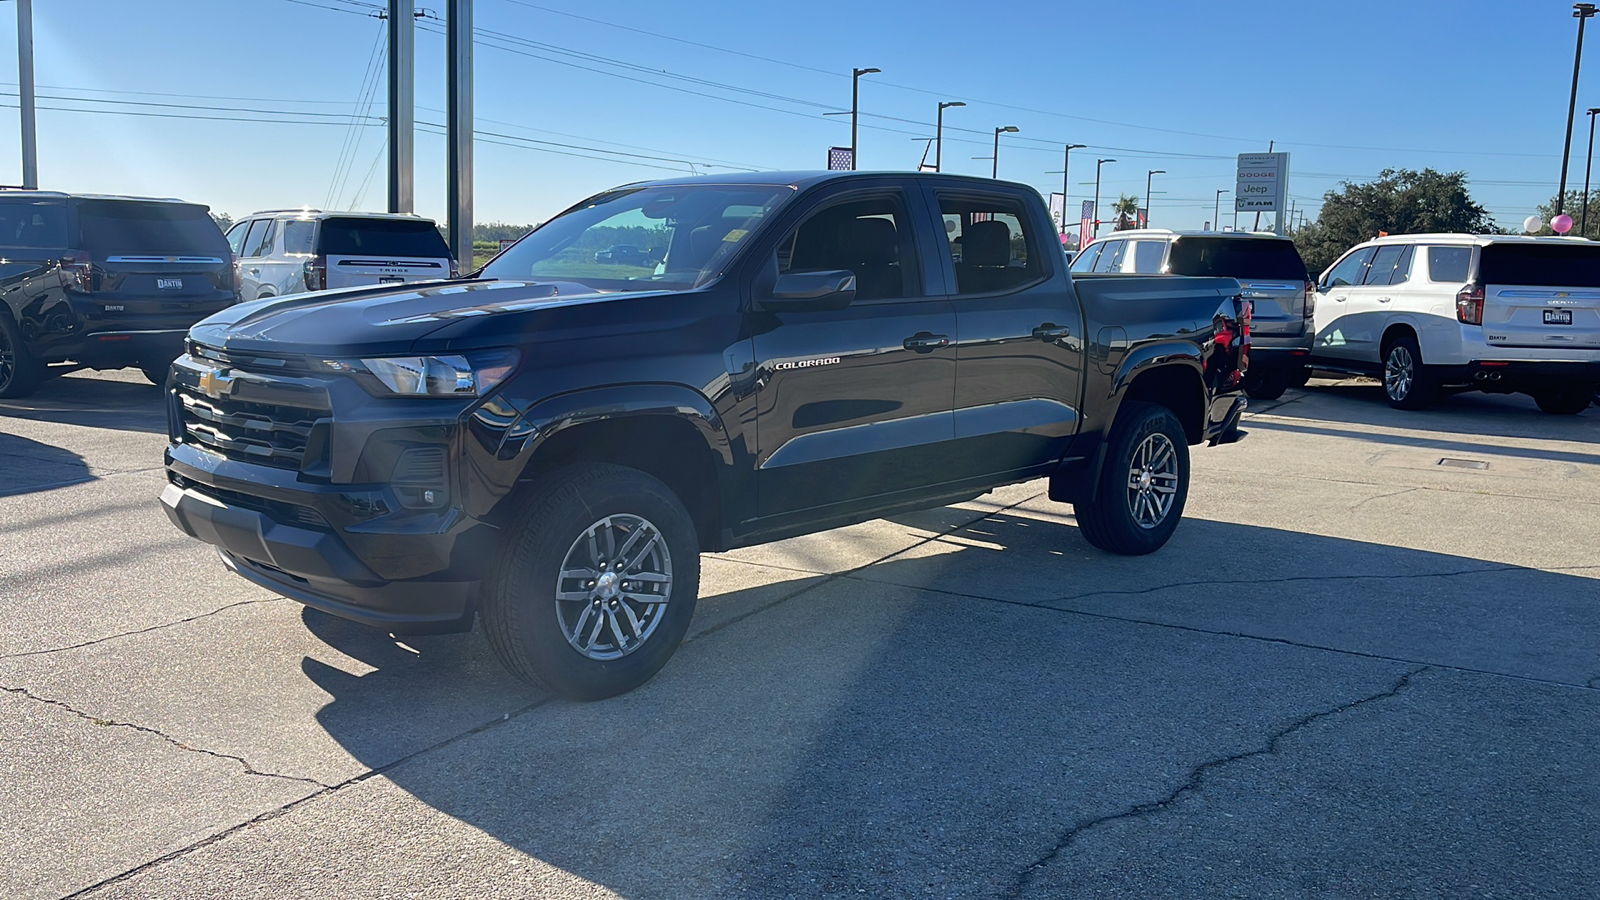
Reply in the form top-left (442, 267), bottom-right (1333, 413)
top-left (0, 192), bottom-right (237, 397)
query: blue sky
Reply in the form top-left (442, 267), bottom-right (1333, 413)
top-left (0, 0), bottom-right (1584, 231)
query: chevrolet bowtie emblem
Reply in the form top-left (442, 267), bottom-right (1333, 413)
top-left (197, 368), bottom-right (235, 399)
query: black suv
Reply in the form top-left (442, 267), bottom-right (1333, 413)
top-left (0, 192), bottom-right (237, 397)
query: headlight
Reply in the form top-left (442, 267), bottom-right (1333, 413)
top-left (325, 350), bottom-right (519, 397)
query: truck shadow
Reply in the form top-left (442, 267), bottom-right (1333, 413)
top-left (0, 369), bottom-right (168, 435)
top-left (0, 432), bottom-right (94, 496)
top-left (298, 507), bottom-right (1600, 897)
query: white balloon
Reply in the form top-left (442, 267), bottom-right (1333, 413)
top-left (1524, 215), bottom-right (1545, 233)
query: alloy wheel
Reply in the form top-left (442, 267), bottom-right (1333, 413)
top-left (1125, 433), bottom-right (1179, 530)
top-left (554, 513), bottom-right (673, 661)
top-left (1385, 345), bottom-right (1414, 401)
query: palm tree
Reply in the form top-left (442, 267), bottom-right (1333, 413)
top-left (1113, 194), bottom-right (1141, 230)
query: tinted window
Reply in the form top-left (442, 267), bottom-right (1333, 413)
top-left (1427, 247), bottom-right (1472, 283)
top-left (1479, 242), bottom-right (1600, 287)
top-left (1323, 247), bottom-right (1375, 288)
top-left (225, 221), bottom-right (250, 257)
top-left (1389, 244), bottom-right (1414, 285)
top-left (937, 195), bottom-right (1042, 295)
top-left (0, 199), bottom-right (67, 248)
top-left (1167, 237), bottom-right (1307, 279)
top-left (1091, 240), bottom-right (1126, 273)
top-left (317, 218), bottom-right (450, 258)
top-left (781, 194), bottom-right (916, 301)
top-left (77, 201), bottom-right (227, 255)
top-left (282, 220), bottom-right (316, 255)
top-left (239, 220), bottom-right (268, 258)
top-left (1363, 245), bottom-right (1406, 285)
top-left (1069, 242), bottom-right (1102, 273)
top-left (1132, 240), bottom-right (1166, 273)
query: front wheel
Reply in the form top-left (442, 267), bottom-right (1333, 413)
top-left (1534, 390), bottom-right (1593, 415)
top-left (482, 462), bottom-right (701, 701)
top-left (1382, 335), bottom-right (1434, 410)
top-left (0, 313), bottom-right (40, 399)
top-left (1073, 401), bottom-right (1190, 556)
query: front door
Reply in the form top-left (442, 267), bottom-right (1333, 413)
top-left (1313, 246), bottom-right (1376, 362)
top-left (749, 185), bottom-right (957, 520)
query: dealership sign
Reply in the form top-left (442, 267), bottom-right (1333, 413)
top-left (1235, 152), bottom-right (1289, 215)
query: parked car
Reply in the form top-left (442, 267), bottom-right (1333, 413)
top-left (594, 244), bottom-right (650, 265)
top-left (224, 210), bottom-right (453, 303)
top-left (1071, 229), bottom-right (1313, 400)
top-left (1309, 234), bottom-right (1600, 413)
top-left (0, 191), bottom-right (237, 396)
top-left (160, 171), bottom-right (1248, 700)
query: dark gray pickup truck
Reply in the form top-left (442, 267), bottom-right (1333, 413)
top-left (161, 171), bottom-right (1248, 699)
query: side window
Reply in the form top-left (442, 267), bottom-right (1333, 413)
top-left (1363, 245), bottom-right (1406, 285)
top-left (936, 193), bottom-right (1044, 295)
top-left (281, 220), bottom-right (316, 255)
top-left (1388, 245), bottom-right (1414, 285)
top-left (1069, 242), bottom-right (1102, 273)
top-left (1091, 239), bottom-right (1127, 273)
top-left (240, 219), bottom-right (271, 258)
top-left (779, 193), bottom-right (917, 301)
top-left (1427, 246), bottom-right (1472, 283)
top-left (225, 221), bottom-right (251, 257)
top-left (1131, 240), bottom-right (1166, 274)
top-left (1323, 247), bottom-right (1375, 288)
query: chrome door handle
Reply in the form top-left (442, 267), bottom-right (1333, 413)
top-left (903, 332), bottom-right (950, 353)
top-left (1031, 323), bottom-right (1072, 341)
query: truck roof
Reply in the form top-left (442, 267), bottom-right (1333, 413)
top-left (1359, 233), bottom-right (1595, 246)
top-left (621, 170), bottom-right (1039, 191)
top-left (1095, 228), bottom-right (1292, 242)
top-left (245, 209), bottom-right (438, 222)
top-left (0, 190), bottom-right (204, 206)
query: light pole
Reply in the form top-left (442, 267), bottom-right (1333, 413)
top-left (1054, 143), bottom-right (1087, 236)
top-left (1214, 190), bottom-right (1229, 231)
top-left (1560, 5), bottom-right (1598, 215)
top-left (1093, 158), bottom-right (1116, 237)
top-left (1584, 107), bottom-right (1600, 235)
top-left (850, 67), bottom-right (880, 171)
top-left (1145, 169), bottom-right (1165, 227)
top-left (992, 126), bottom-right (1019, 179)
top-left (935, 101), bottom-right (965, 173)
top-left (15, 0), bottom-right (36, 189)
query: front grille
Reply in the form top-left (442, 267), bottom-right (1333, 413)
top-left (176, 388), bottom-right (324, 470)
top-left (170, 474), bottom-right (329, 529)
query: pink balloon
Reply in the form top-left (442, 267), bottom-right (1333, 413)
top-left (1553, 214), bottom-right (1575, 234)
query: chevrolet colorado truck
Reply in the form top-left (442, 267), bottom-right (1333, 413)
top-left (160, 172), bottom-right (1249, 700)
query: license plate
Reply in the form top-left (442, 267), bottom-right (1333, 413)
top-left (378, 276), bottom-right (405, 284)
top-left (156, 278), bottom-right (183, 290)
top-left (1544, 309), bottom-right (1573, 325)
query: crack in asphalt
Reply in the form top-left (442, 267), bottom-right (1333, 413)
top-left (0, 599), bottom-right (284, 660)
top-left (1348, 486), bottom-right (1421, 510)
top-left (0, 465), bottom-right (166, 498)
top-left (1003, 666), bottom-right (1430, 898)
top-left (0, 683), bottom-right (329, 789)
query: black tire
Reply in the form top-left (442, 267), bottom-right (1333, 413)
top-left (0, 313), bottom-right (40, 399)
top-left (1533, 390), bottom-right (1592, 415)
top-left (1242, 367), bottom-right (1291, 401)
top-left (1073, 401), bottom-right (1190, 556)
top-left (1288, 366), bottom-right (1313, 388)
top-left (1381, 334), bottom-right (1434, 410)
top-left (139, 363), bottom-right (171, 387)
top-left (482, 462), bottom-right (701, 701)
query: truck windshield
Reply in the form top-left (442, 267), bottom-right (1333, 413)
top-left (1167, 237), bottom-right (1308, 280)
top-left (482, 184), bottom-right (793, 291)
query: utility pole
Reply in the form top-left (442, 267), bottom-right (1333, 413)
top-left (1584, 107), bottom-right (1600, 236)
top-left (1093, 158), bottom-right (1116, 238)
top-left (1051, 144), bottom-right (1086, 237)
top-left (387, 0), bottom-right (415, 213)
top-left (446, 0), bottom-right (473, 269)
top-left (1145, 169), bottom-right (1165, 227)
top-left (1214, 190), bottom-right (1229, 232)
top-left (1560, 4), bottom-right (1598, 216)
top-left (16, 0), bottom-right (36, 189)
top-left (850, 67), bottom-right (880, 170)
top-left (992, 126), bottom-right (1019, 179)
top-left (935, 101), bottom-right (964, 173)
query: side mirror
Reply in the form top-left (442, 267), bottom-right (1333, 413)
top-left (762, 270), bottom-right (857, 311)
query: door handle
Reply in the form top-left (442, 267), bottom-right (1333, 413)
top-left (1376, 296), bottom-right (1392, 303)
top-left (903, 332), bottom-right (950, 353)
top-left (1031, 323), bottom-right (1072, 341)
top-left (249, 268), bottom-right (260, 274)
top-left (1331, 295), bottom-right (1346, 302)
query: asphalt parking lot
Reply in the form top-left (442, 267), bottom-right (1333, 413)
top-left (2, 370), bottom-right (1596, 899)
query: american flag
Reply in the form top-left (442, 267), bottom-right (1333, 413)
top-left (827, 147), bottom-right (854, 171)
top-left (970, 212), bottom-right (994, 223)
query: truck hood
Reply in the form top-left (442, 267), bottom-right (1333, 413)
top-left (188, 279), bottom-right (665, 356)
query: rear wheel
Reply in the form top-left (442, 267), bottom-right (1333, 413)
top-left (1533, 390), bottom-right (1593, 415)
top-left (1073, 401), bottom-right (1190, 556)
top-left (1242, 367), bottom-right (1291, 401)
top-left (1381, 335), bottom-right (1434, 410)
top-left (1288, 366), bottom-right (1313, 388)
top-left (0, 313), bottom-right (40, 399)
top-left (482, 462), bottom-right (701, 700)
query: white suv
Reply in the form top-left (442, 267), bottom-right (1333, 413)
top-left (1310, 234), bottom-right (1600, 414)
top-left (224, 210), bottom-right (454, 303)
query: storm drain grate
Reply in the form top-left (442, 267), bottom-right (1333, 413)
top-left (1437, 458), bottom-right (1490, 470)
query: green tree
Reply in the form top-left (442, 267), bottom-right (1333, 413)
top-left (210, 211), bottom-right (234, 233)
top-left (1112, 193), bottom-right (1140, 230)
top-left (1293, 168), bottom-right (1496, 276)
top-left (1534, 190), bottom-right (1600, 238)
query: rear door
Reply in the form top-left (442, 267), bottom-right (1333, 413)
top-left (1167, 236), bottom-right (1308, 341)
top-left (1478, 242), bottom-right (1600, 351)
top-left (76, 200), bottom-right (235, 331)
top-left (315, 217), bottom-right (452, 289)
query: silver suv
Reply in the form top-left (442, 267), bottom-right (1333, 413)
top-left (1072, 229), bottom-right (1314, 399)
top-left (223, 210), bottom-right (454, 303)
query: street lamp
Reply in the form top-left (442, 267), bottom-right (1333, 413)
top-left (850, 67), bottom-right (881, 171)
top-left (1584, 107), bottom-right (1600, 235)
top-left (1093, 158), bottom-right (1116, 237)
top-left (1560, 4), bottom-right (1598, 215)
top-left (992, 126), bottom-right (1019, 179)
top-left (1052, 143), bottom-right (1087, 236)
top-left (1214, 189), bottom-right (1230, 231)
top-left (935, 101), bottom-right (965, 173)
top-left (1145, 170), bottom-right (1165, 227)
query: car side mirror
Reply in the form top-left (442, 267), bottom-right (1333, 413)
top-left (762, 270), bottom-right (857, 311)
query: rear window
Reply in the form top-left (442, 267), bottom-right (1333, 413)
top-left (77, 201), bottom-right (226, 255)
top-left (1479, 243), bottom-right (1600, 287)
top-left (1167, 237), bottom-right (1307, 280)
top-left (0, 198), bottom-right (67, 248)
top-left (316, 217), bottom-right (450, 258)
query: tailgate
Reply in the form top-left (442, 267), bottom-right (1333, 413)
top-left (1237, 281), bottom-right (1306, 336)
top-left (325, 255), bottom-right (450, 290)
top-left (92, 255), bottom-right (236, 330)
top-left (1480, 243), bottom-right (1600, 350)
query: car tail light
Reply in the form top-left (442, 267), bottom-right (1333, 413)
top-left (1304, 279), bottom-right (1316, 318)
top-left (1456, 283), bottom-right (1485, 325)
top-left (303, 254), bottom-right (327, 292)
top-left (59, 251), bottom-right (92, 293)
